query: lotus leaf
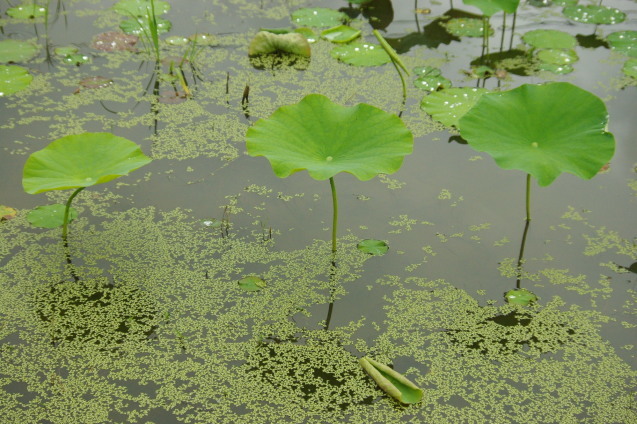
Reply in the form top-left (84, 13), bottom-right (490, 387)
top-left (462, 0), bottom-right (520, 16)
top-left (330, 43), bottom-right (391, 66)
top-left (79, 76), bottom-right (113, 90)
top-left (458, 83), bottom-right (615, 187)
top-left (248, 31), bottom-right (311, 57)
top-left (413, 66), bottom-right (441, 77)
top-left (238, 276), bottom-right (267, 292)
top-left (622, 58), bottom-right (637, 78)
top-left (245, 94), bottom-right (413, 181)
top-left (62, 54), bottom-right (91, 66)
top-left (522, 29), bottom-right (576, 49)
top-left (189, 33), bottom-right (215, 46)
top-left (6, 5), bottom-right (46, 19)
top-left (119, 17), bottom-right (172, 36)
top-left (413, 75), bottom-right (452, 92)
top-left (291, 8), bottom-right (347, 27)
top-left (54, 46), bottom-right (80, 56)
top-left (504, 288), bottom-right (538, 305)
top-left (562, 5), bottom-right (626, 25)
top-left (536, 48), bottom-right (578, 65)
top-left (0, 65), bottom-right (33, 96)
top-left (607, 31), bottom-right (637, 58)
top-left (321, 25), bottom-right (361, 43)
top-left (357, 239), bottom-right (389, 255)
top-left (420, 87), bottom-right (489, 128)
top-left (91, 31), bottom-right (138, 52)
top-left (443, 18), bottom-right (493, 38)
top-left (538, 63), bottom-right (574, 74)
top-left (27, 204), bottom-right (78, 228)
top-left (23, 132), bottom-right (152, 194)
top-left (0, 40), bottom-right (39, 64)
top-left (113, 0), bottom-right (170, 17)
top-left (294, 27), bottom-right (317, 43)
top-left (359, 357), bottom-right (423, 404)
top-left (165, 36), bottom-right (189, 46)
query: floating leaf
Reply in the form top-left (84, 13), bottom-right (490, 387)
top-left (91, 31), bottom-right (139, 52)
top-left (291, 8), bottom-right (347, 27)
top-left (458, 83), bottom-right (615, 186)
top-left (359, 357), bottom-right (423, 404)
top-left (54, 46), bottom-right (80, 56)
top-left (420, 87), bottom-right (489, 127)
top-left (536, 48), bottom-right (578, 65)
top-left (165, 36), bottom-right (189, 46)
top-left (462, 0), bottom-right (520, 16)
top-left (562, 5), bottom-right (626, 25)
top-left (7, 5), bottom-right (47, 19)
top-left (294, 27), bottom-right (317, 43)
top-left (113, 0), bottom-right (170, 17)
top-left (538, 62), bottom-right (574, 74)
top-left (413, 75), bottom-right (452, 92)
top-left (504, 288), bottom-right (538, 305)
top-left (321, 25), bottom-right (361, 43)
top-left (330, 43), bottom-right (390, 66)
top-left (248, 31), bottom-right (311, 57)
top-left (0, 65), bottom-right (33, 96)
top-left (62, 54), bottom-right (91, 66)
top-left (79, 76), bottom-right (113, 90)
top-left (23, 132), bottom-right (152, 194)
top-left (413, 66), bottom-right (441, 77)
top-left (246, 94), bottom-right (413, 181)
top-left (27, 204), bottom-right (78, 228)
top-left (0, 205), bottom-right (18, 221)
top-left (189, 33), bottom-right (215, 46)
top-left (607, 31), bottom-right (637, 58)
top-left (622, 58), bottom-right (637, 78)
top-left (357, 239), bottom-right (389, 255)
top-left (238, 276), bottom-right (266, 292)
top-left (119, 17), bottom-right (172, 36)
top-left (522, 29), bottom-right (577, 49)
top-left (0, 40), bottom-right (39, 64)
top-left (443, 18), bottom-right (493, 38)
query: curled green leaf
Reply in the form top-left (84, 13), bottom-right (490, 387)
top-left (360, 357), bottom-right (423, 404)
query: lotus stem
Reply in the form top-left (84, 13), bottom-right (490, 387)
top-left (373, 30), bottom-right (409, 107)
top-left (62, 187), bottom-right (85, 244)
top-left (509, 12), bottom-right (517, 50)
top-left (329, 176), bottom-right (338, 254)
top-left (515, 174), bottom-right (532, 288)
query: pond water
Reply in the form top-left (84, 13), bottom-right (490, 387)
top-left (1, 0), bottom-right (636, 422)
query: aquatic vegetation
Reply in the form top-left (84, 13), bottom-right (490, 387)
top-left (330, 42), bottom-right (391, 66)
top-left (420, 87), bottom-right (489, 127)
top-left (0, 205), bottom-right (18, 221)
top-left (91, 31), bottom-right (139, 52)
top-left (248, 31), bottom-right (311, 57)
top-left (0, 39), bottom-right (39, 63)
top-left (238, 276), bottom-right (267, 292)
top-left (321, 25), bottom-right (361, 43)
top-left (26, 204), bottom-right (78, 229)
top-left (607, 31), bottom-right (637, 58)
top-left (291, 7), bottom-right (348, 27)
top-left (246, 94), bottom-right (413, 252)
top-left (0, 64), bottom-right (33, 96)
top-left (562, 4), bottom-right (626, 24)
top-left (413, 66), bottom-right (452, 92)
top-left (356, 239), bottom-right (389, 256)
top-left (521, 29), bottom-right (577, 50)
top-left (359, 356), bottom-right (423, 404)
top-left (442, 17), bottom-right (493, 38)
top-left (6, 3), bottom-right (46, 19)
top-left (504, 288), bottom-right (538, 305)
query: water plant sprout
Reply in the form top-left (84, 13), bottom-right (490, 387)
top-left (372, 29), bottom-right (409, 104)
top-left (246, 94), bottom-right (413, 254)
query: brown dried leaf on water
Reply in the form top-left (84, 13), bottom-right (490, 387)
top-left (0, 205), bottom-right (18, 221)
top-left (74, 76), bottom-right (113, 94)
top-left (158, 90), bottom-right (188, 104)
top-left (91, 31), bottom-right (138, 52)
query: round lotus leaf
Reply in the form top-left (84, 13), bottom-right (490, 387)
top-left (248, 31), bottom-right (311, 57)
top-left (0, 65), bottom-right (33, 96)
top-left (459, 83), bottom-right (615, 187)
top-left (23, 132), bottom-right (153, 194)
top-left (522, 29), bottom-right (576, 49)
top-left (238, 276), bottom-right (266, 292)
top-left (113, 0), bottom-right (170, 17)
top-left (443, 18), bottom-right (494, 38)
top-left (6, 5), bottom-right (47, 19)
top-left (291, 8), bottom-right (347, 27)
top-left (504, 288), bottom-right (538, 306)
top-left (79, 76), bottom-right (113, 89)
top-left (562, 5), bottom-right (626, 25)
top-left (91, 31), bottom-right (138, 52)
top-left (321, 25), bottom-right (361, 43)
top-left (536, 48), bottom-right (578, 65)
top-left (0, 40), bottom-right (39, 64)
top-left (357, 239), bottom-right (389, 255)
top-left (413, 66), bottom-right (441, 77)
top-left (27, 204), bottom-right (78, 228)
top-left (246, 94), bottom-right (413, 181)
top-left (54, 46), bottom-right (79, 56)
top-left (413, 75), bottom-right (452, 92)
top-left (62, 54), bottom-right (91, 66)
top-left (294, 27), bottom-right (317, 43)
top-left (622, 58), bottom-right (637, 78)
top-left (421, 87), bottom-right (489, 128)
top-left (462, 0), bottom-right (520, 17)
top-left (607, 31), bottom-right (637, 58)
top-left (119, 17), bottom-right (172, 36)
top-left (538, 62), bottom-right (574, 74)
top-left (330, 43), bottom-right (391, 66)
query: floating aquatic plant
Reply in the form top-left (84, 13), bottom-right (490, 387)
top-left (536, 48), bottom-right (578, 66)
top-left (443, 18), bottom-right (493, 38)
top-left (291, 7), bottom-right (347, 27)
top-left (6, 4), bottom-right (47, 19)
top-left (248, 31), bottom-right (311, 57)
top-left (27, 204), bottom-right (78, 229)
top-left (246, 94), bottom-right (413, 253)
top-left (113, 0), bottom-right (171, 17)
top-left (522, 29), bottom-right (577, 50)
top-left (238, 276), bottom-right (267, 292)
top-left (357, 239), bottom-right (389, 256)
top-left (0, 39), bottom-right (39, 63)
top-left (359, 356), bottom-right (423, 404)
top-left (420, 87), bottom-right (489, 127)
top-left (320, 25), bottom-right (361, 43)
top-left (0, 205), bottom-right (17, 221)
top-left (91, 31), bottom-right (139, 52)
top-left (330, 42), bottom-right (391, 66)
top-left (622, 58), bottom-right (637, 78)
top-left (463, 0), bottom-right (520, 17)
top-left (562, 5), bottom-right (626, 25)
top-left (607, 31), bottom-right (637, 58)
top-left (0, 65), bottom-right (33, 96)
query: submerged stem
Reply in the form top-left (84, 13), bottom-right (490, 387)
top-left (515, 174), bottom-right (532, 288)
top-left (329, 177), bottom-right (338, 254)
top-left (62, 187), bottom-right (85, 244)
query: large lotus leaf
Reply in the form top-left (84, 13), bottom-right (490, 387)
top-left (23, 132), bottom-right (152, 194)
top-left (607, 31), bottom-right (637, 58)
top-left (6, 5), bottom-right (47, 19)
top-left (248, 31), bottom-right (311, 57)
top-left (462, 0), bottom-right (519, 16)
top-left (330, 43), bottom-right (391, 66)
top-left (119, 17), bottom-right (172, 36)
top-left (458, 83), bottom-right (615, 187)
top-left (291, 8), bottom-right (347, 27)
top-left (0, 65), bottom-right (33, 96)
top-left (562, 5), bottom-right (626, 24)
top-left (522, 29), bottom-right (576, 49)
top-left (113, 0), bottom-right (170, 17)
top-left (443, 18), bottom-right (493, 38)
top-left (246, 94), bottom-right (413, 181)
top-left (0, 40), bottom-right (39, 63)
top-left (421, 87), bottom-right (489, 127)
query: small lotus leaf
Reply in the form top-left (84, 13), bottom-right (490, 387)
top-left (6, 5), bottom-right (47, 19)
top-left (413, 66), bottom-right (441, 77)
top-left (91, 31), bottom-right (138, 52)
top-left (246, 94), bottom-right (413, 181)
top-left (504, 288), bottom-right (538, 305)
top-left (536, 48), bottom-right (578, 65)
top-left (522, 29), bottom-right (576, 49)
top-left (421, 87), bottom-right (489, 128)
top-left (189, 33), bottom-right (215, 46)
top-left (291, 8), bottom-right (347, 27)
top-left (413, 75), bottom-right (452, 92)
top-left (62, 54), bottom-right (91, 66)
top-left (443, 18), bottom-right (493, 38)
top-left (321, 25), bottom-right (361, 43)
top-left (330, 43), bottom-right (391, 66)
top-left (357, 239), bottom-right (389, 255)
top-left (607, 31), bottom-right (637, 58)
top-left (294, 28), bottom-right (317, 43)
top-left (0, 205), bottom-right (18, 221)
top-left (23, 132), bottom-right (152, 194)
top-left (27, 204), bottom-right (78, 228)
top-left (79, 76), bottom-right (113, 89)
top-left (0, 40), bottom-right (39, 64)
top-left (462, 0), bottom-right (520, 16)
top-left (0, 65), bottom-right (33, 96)
top-left (119, 17), bottom-right (172, 36)
top-left (458, 83), bottom-right (615, 186)
top-left (562, 5), bottom-right (626, 25)
top-left (622, 58), bottom-right (637, 78)
top-left (113, 0), bottom-right (170, 17)
top-left (238, 276), bottom-right (266, 292)
top-left (538, 62), bottom-right (574, 74)
top-left (165, 36), bottom-right (189, 46)
top-left (54, 46), bottom-right (80, 56)
top-left (359, 357), bottom-right (423, 404)
top-left (248, 31), bottom-right (311, 57)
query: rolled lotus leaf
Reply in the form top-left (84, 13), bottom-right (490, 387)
top-left (359, 357), bottom-right (423, 404)
top-left (248, 31), bottom-right (311, 57)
